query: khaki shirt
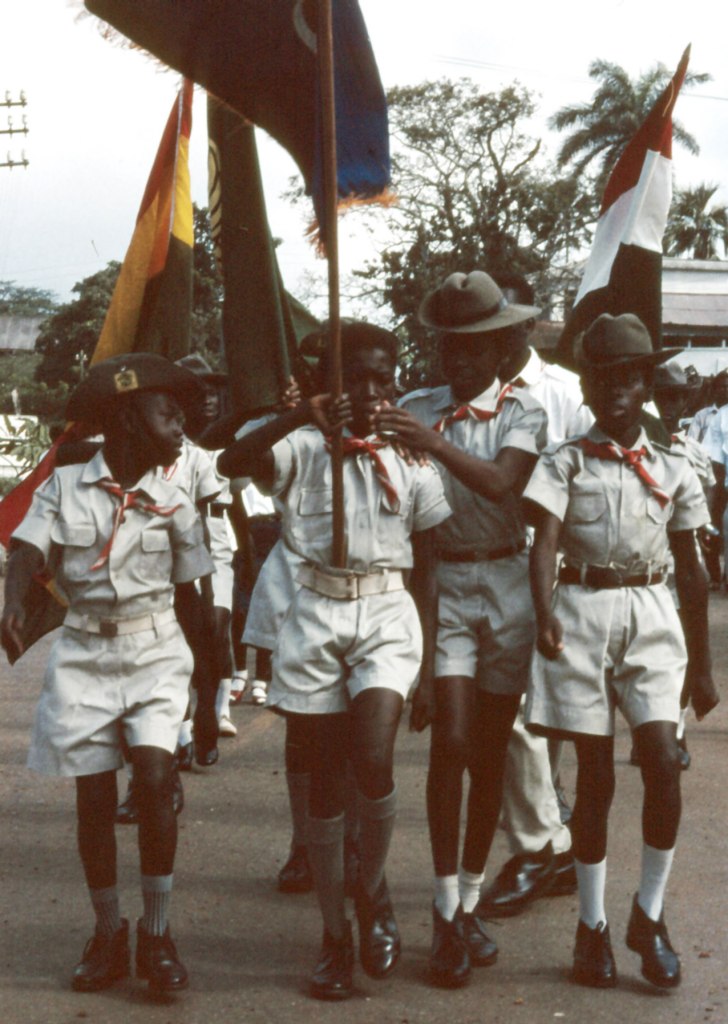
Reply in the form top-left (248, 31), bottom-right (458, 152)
top-left (401, 380), bottom-right (548, 555)
top-left (158, 437), bottom-right (222, 506)
top-left (268, 425), bottom-right (450, 572)
top-left (672, 430), bottom-right (715, 493)
top-left (13, 450), bottom-right (213, 618)
top-left (524, 425), bottom-right (709, 573)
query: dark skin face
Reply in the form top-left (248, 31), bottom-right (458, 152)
top-left (439, 331), bottom-right (507, 402)
top-left (580, 363), bottom-right (651, 448)
top-left (713, 377), bottom-right (728, 408)
top-left (654, 388), bottom-right (689, 434)
top-left (104, 391), bottom-right (186, 487)
top-left (342, 346), bottom-right (397, 437)
top-left (201, 381), bottom-right (220, 424)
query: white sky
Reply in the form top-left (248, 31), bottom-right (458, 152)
top-left (1, 0), bottom-right (726, 309)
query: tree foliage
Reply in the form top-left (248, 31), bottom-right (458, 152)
top-left (665, 183), bottom-right (728, 260)
top-left (0, 281), bottom-right (58, 318)
top-left (355, 80), bottom-right (596, 387)
top-left (549, 59), bottom-right (709, 192)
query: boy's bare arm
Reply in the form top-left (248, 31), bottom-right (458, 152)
top-left (671, 528), bottom-right (718, 719)
top-left (408, 527), bottom-right (438, 732)
top-left (1, 540), bottom-right (45, 662)
top-left (530, 510), bottom-right (564, 660)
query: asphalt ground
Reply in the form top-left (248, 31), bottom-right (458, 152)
top-left (2, 598), bottom-right (728, 1024)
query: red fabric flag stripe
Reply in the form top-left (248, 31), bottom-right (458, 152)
top-left (0, 428), bottom-right (77, 550)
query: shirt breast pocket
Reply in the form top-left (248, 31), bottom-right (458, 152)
top-left (292, 488), bottom-right (332, 550)
top-left (51, 521), bottom-right (97, 581)
top-left (140, 527), bottom-right (172, 580)
top-left (565, 485), bottom-right (608, 525)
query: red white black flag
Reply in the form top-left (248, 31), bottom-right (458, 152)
top-left (555, 46), bottom-right (690, 367)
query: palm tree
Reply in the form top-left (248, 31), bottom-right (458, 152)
top-left (665, 183), bottom-right (728, 260)
top-left (549, 60), bottom-right (710, 192)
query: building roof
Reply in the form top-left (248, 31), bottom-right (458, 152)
top-left (0, 316), bottom-right (43, 352)
top-left (662, 259), bottom-right (728, 338)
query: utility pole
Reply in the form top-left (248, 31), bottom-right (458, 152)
top-left (0, 91), bottom-right (29, 170)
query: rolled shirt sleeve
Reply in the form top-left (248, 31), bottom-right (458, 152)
top-left (500, 399), bottom-right (548, 456)
top-left (11, 472), bottom-right (62, 564)
top-left (411, 463), bottom-right (451, 532)
top-left (523, 447), bottom-right (571, 522)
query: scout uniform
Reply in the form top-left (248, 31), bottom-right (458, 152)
top-left (14, 447), bottom-right (213, 776)
top-left (265, 424), bottom-right (450, 714)
top-left (524, 423), bottom-right (709, 738)
top-left (400, 379), bottom-right (547, 693)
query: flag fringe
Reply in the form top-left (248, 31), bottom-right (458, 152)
top-left (306, 187), bottom-right (397, 254)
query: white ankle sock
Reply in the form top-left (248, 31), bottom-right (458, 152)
top-left (638, 844), bottom-right (675, 921)
top-left (434, 875), bottom-right (460, 922)
top-left (458, 867), bottom-right (484, 913)
top-left (216, 677), bottom-right (232, 719)
top-left (178, 719), bottom-right (192, 747)
top-left (676, 708), bottom-right (687, 740)
top-left (575, 858), bottom-right (607, 929)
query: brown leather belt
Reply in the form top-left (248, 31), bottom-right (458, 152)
top-left (559, 565), bottom-right (665, 589)
top-left (439, 539), bottom-right (527, 564)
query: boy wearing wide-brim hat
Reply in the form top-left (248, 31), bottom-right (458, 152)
top-left (1, 353), bottom-right (214, 995)
top-left (523, 313), bottom-right (718, 990)
top-left (377, 270), bottom-right (548, 988)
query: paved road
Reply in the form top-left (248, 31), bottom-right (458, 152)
top-left (2, 599), bottom-right (728, 1024)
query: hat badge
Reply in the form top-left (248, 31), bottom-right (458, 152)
top-left (113, 368), bottom-right (139, 393)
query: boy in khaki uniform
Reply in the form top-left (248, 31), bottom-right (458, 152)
top-left (524, 314), bottom-right (718, 990)
top-left (1, 354), bottom-right (213, 995)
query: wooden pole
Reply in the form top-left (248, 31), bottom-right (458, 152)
top-left (317, 0), bottom-right (346, 567)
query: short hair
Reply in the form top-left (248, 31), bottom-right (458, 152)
top-left (314, 320), bottom-right (399, 380)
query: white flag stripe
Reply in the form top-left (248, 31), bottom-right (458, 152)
top-left (575, 150), bottom-right (672, 304)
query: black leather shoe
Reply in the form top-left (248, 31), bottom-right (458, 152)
top-left (477, 842), bottom-right (555, 918)
top-left (175, 741), bottom-right (194, 772)
top-left (115, 780), bottom-right (139, 826)
top-left (277, 844), bottom-right (314, 893)
top-left (461, 911), bottom-right (498, 966)
top-left (344, 838), bottom-right (360, 898)
top-left (572, 919), bottom-right (618, 988)
top-left (355, 876), bottom-right (401, 979)
top-left (310, 922), bottom-right (354, 1001)
top-left (136, 921), bottom-right (189, 993)
top-left (193, 709), bottom-right (219, 766)
top-left (429, 904), bottom-right (470, 988)
top-left (625, 894), bottom-right (681, 988)
top-left (172, 769), bottom-right (184, 816)
top-left (72, 919), bottom-right (130, 992)
top-left (546, 850), bottom-right (578, 897)
top-left (677, 735), bottom-right (691, 771)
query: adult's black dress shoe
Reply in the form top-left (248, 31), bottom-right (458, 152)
top-left (277, 844), bottom-right (314, 893)
top-left (355, 876), bottom-right (401, 979)
top-left (625, 894), bottom-right (681, 988)
top-left (175, 741), bottom-right (194, 772)
top-left (116, 780), bottom-right (139, 826)
top-left (72, 919), bottom-right (130, 992)
top-left (477, 842), bottom-right (555, 918)
top-left (546, 850), bottom-right (578, 897)
top-left (310, 922), bottom-right (354, 1001)
top-left (136, 921), bottom-right (189, 993)
top-left (429, 903), bottom-right (470, 988)
top-left (461, 911), bottom-right (498, 966)
top-left (572, 919), bottom-right (618, 988)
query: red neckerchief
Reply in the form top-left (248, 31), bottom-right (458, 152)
top-left (579, 438), bottom-right (671, 509)
top-left (434, 384), bottom-right (513, 434)
top-left (330, 436), bottom-right (400, 514)
top-left (91, 477), bottom-right (182, 570)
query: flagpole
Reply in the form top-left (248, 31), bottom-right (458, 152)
top-left (317, 0), bottom-right (346, 568)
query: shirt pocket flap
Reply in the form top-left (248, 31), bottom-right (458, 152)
top-left (141, 529), bottom-right (171, 552)
top-left (566, 485), bottom-right (608, 523)
top-left (50, 522), bottom-right (96, 547)
top-left (646, 501), bottom-right (671, 524)
top-left (298, 488), bottom-right (333, 516)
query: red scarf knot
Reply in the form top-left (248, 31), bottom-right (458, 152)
top-left (434, 384), bottom-right (513, 434)
top-left (329, 437), bottom-right (400, 513)
top-left (91, 477), bottom-right (182, 570)
top-left (579, 439), bottom-right (671, 509)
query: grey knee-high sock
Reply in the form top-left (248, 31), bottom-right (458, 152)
top-left (286, 772), bottom-right (310, 848)
top-left (358, 786), bottom-right (397, 897)
top-left (141, 874), bottom-right (173, 937)
top-left (307, 814), bottom-right (347, 940)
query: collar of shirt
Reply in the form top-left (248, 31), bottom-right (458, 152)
top-left (584, 423), bottom-right (656, 461)
top-left (507, 347), bottom-right (543, 388)
top-left (433, 378), bottom-right (502, 415)
top-left (79, 448), bottom-right (175, 506)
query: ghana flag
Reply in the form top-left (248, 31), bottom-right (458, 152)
top-left (92, 78), bottom-right (194, 365)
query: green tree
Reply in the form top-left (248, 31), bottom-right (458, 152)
top-left (665, 183), bottom-right (728, 260)
top-left (354, 80), bottom-right (595, 386)
top-left (549, 59), bottom-right (709, 192)
top-left (0, 281), bottom-right (58, 317)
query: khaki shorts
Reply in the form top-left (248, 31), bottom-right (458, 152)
top-left (435, 551), bottom-right (535, 695)
top-left (28, 619), bottom-right (192, 777)
top-left (269, 586), bottom-right (422, 714)
top-left (525, 583), bottom-right (685, 737)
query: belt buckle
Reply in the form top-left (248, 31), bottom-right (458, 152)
top-left (603, 566), bottom-right (623, 588)
top-left (344, 574), bottom-right (359, 599)
top-left (99, 619), bottom-right (118, 638)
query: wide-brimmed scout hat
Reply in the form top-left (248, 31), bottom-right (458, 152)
top-left (653, 361), bottom-right (700, 392)
top-left (577, 313), bottom-right (680, 371)
top-left (175, 352), bottom-right (229, 384)
top-left (418, 271), bottom-right (540, 334)
top-left (66, 352), bottom-right (205, 424)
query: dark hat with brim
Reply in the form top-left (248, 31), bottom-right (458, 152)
top-left (419, 271), bottom-right (540, 334)
top-left (653, 360), bottom-right (700, 392)
top-left (175, 352), bottom-right (229, 384)
top-left (577, 313), bottom-right (680, 372)
top-left (67, 353), bottom-right (205, 424)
